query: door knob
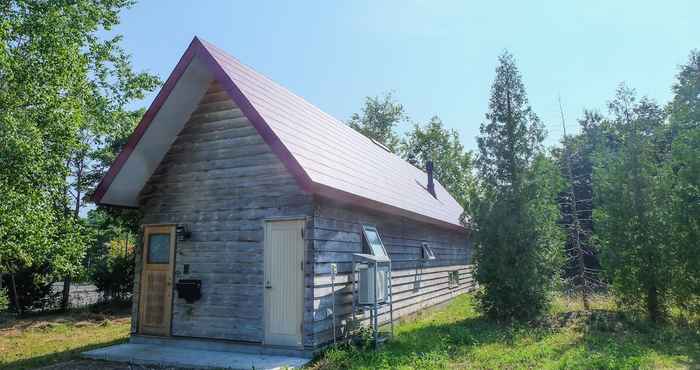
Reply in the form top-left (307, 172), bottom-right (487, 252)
top-left (265, 281), bottom-right (272, 289)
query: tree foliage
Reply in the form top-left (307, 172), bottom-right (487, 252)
top-left (87, 208), bottom-right (136, 301)
top-left (0, 288), bottom-right (8, 311)
top-left (470, 52), bottom-right (564, 321)
top-left (402, 116), bottom-right (474, 206)
top-left (348, 92), bottom-right (407, 153)
top-left (665, 50), bottom-right (700, 314)
top-left (476, 53), bottom-right (545, 189)
top-left (0, 0), bottom-right (158, 310)
top-left (555, 51), bottom-right (700, 322)
top-left (593, 85), bottom-right (672, 321)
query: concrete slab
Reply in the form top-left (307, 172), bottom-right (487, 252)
top-left (82, 343), bottom-right (310, 370)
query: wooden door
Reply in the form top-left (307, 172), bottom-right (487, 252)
top-left (138, 225), bottom-right (176, 336)
top-left (264, 219), bottom-right (305, 347)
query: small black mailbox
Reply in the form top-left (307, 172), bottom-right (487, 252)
top-left (175, 279), bottom-right (201, 303)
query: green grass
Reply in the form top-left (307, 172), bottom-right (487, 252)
top-left (1, 296), bottom-right (697, 369)
top-left (311, 294), bottom-right (700, 369)
top-left (0, 310), bottom-right (131, 369)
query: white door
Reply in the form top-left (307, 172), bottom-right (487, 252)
top-left (264, 219), bottom-right (305, 347)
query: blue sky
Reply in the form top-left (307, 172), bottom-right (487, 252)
top-left (112, 0), bottom-right (698, 151)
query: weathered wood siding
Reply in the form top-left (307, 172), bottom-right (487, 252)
top-left (130, 81), bottom-right (471, 349)
top-left (311, 198), bottom-right (474, 346)
top-left (132, 81), bottom-right (313, 343)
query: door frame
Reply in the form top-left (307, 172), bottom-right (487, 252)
top-left (138, 224), bottom-right (177, 336)
top-left (262, 217), bottom-right (306, 347)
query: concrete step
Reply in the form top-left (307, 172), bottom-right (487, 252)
top-left (82, 343), bottom-right (310, 370)
top-left (130, 335), bottom-right (314, 358)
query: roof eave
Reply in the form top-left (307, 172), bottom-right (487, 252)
top-left (94, 39), bottom-right (201, 205)
top-left (314, 183), bottom-right (467, 233)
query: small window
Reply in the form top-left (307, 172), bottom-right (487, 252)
top-left (421, 243), bottom-right (436, 260)
top-left (448, 271), bottom-right (460, 288)
top-left (362, 225), bottom-right (388, 258)
top-left (147, 233), bottom-right (171, 264)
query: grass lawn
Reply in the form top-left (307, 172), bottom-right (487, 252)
top-left (0, 309), bottom-right (131, 369)
top-left (1, 295), bottom-right (698, 369)
top-left (311, 294), bottom-right (700, 369)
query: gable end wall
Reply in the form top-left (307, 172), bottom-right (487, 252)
top-left (132, 81), bottom-right (314, 344)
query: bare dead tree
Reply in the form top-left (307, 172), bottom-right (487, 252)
top-left (558, 97), bottom-right (603, 310)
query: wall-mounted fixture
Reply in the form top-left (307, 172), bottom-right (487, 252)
top-left (421, 243), bottom-right (436, 260)
top-left (448, 271), bottom-right (460, 288)
top-left (176, 224), bottom-right (191, 241)
top-left (175, 279), bottom-right (201, 303)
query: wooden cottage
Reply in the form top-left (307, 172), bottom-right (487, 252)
top-left (95, 37), bottom-right (475, 354)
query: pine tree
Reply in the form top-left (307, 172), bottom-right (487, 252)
top-left (470, 52), bottom-right (564, 321)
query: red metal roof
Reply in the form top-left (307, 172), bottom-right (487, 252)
top-left (95, 37), bottom-right (466, 231)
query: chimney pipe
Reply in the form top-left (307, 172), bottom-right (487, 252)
top-left (426, 161), bottom-right (436, 198)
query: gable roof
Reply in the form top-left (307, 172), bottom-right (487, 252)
top-left (94, 37), bottom-right (466, 231)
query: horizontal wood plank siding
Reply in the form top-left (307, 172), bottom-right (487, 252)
top-left (311, 198), bottom-right (474, 347)
top-left (134, 81), bottom-right (313, 344)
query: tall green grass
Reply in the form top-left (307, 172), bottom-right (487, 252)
top-left (311, 294), bottom-right (700, 369)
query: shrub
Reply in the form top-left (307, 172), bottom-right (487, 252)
top-left (2, 264), bottom-right (59, 311)
top-left (91, 240), bottom-right (135, 302)
top-left (0, 287), bottom-right (9, 311)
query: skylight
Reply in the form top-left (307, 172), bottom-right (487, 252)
top-left (362, 225), bottom-right (388, 258)
top-left (421, 242), bottom-right (436, 260)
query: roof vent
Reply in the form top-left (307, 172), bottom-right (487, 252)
top-left (426, 161), bottom-right (436, 198)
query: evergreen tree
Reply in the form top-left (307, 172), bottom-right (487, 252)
top-left (401, 116), bottom-right (474, 206)
top-left (470, 52), bottom-right (564, 321)
top-left (666, 50), bottom-right (700, 313)
top-left (348, 92), bottom-right (406, 153)
top-left (476, 53), bottom-right (544, 189)
top-left (668, 50), bottom-right (700, 134)
top-left (594, 85), bottom-right (671, 322)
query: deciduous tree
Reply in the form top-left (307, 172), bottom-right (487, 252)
top-left (0, 0), bottom-right (158, 311)
top-left (348, 92), bottom-right (406, 153)
top-left (402, 116), bottom-right (474, 206)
